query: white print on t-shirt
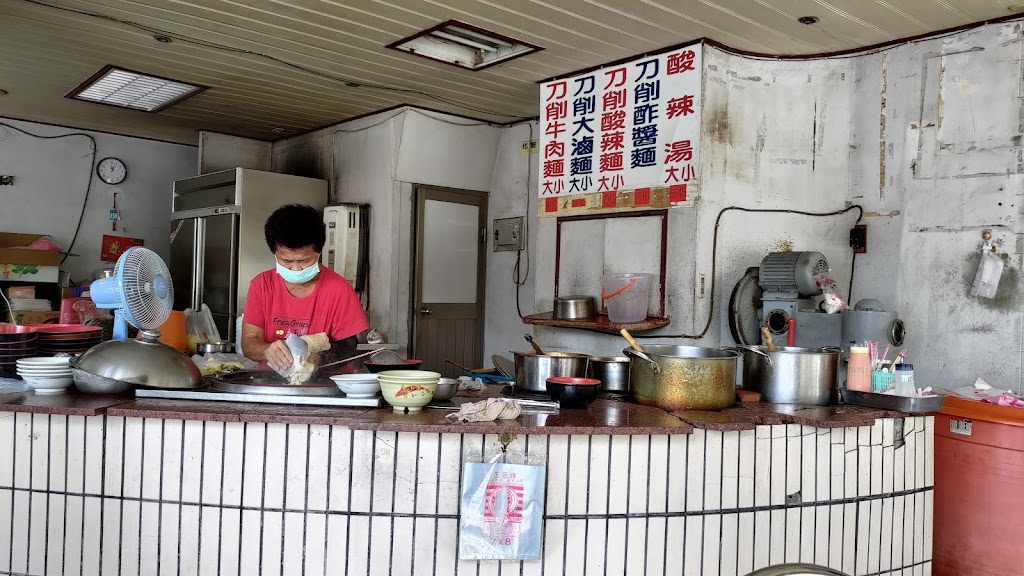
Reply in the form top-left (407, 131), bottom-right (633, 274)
top-left (271, 316), bottom-right (311, 338)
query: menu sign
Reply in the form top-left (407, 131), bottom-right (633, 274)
top-left (539, 43), bottom-right (702, 213)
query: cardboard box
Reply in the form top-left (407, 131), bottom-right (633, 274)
top-left (6, 286), bottom-right (35, 299)
top-left (0, 233), bottom-right (61, 266)
top-left (0, 233), bottom-right (61, 284)
top-left (6, 310), bottom-right (59, 325)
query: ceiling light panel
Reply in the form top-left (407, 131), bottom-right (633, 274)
top-left (67, 66), bottom-right (205, 112)
top-left (388, 20), bottom-right (541, 71)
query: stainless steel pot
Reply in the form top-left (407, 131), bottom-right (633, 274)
top-left (739, 346), bottom-right (839, 406)
top-left (513, 351), bottom-right (590, 393)
top-left (624, 345), bottom-right (739, 411)
top-left (587, 356), bottom-right (630, 393)
top-left (552, 296), bottom-right (596, 320)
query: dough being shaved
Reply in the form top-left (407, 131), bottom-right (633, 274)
top-left (282, 332), bottom-right (331, 385)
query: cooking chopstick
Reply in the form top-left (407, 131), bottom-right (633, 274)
top-left (318, 347), bottom-right (389, 369)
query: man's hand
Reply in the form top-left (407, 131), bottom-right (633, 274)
top-left (264, 340), bottom-right (293, 371)
top-left (307, 353), bottom-right (322, 368)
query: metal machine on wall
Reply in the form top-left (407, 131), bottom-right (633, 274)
top-left (729, 251), bottom-right (906, 352)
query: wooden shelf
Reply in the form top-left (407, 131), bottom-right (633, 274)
top-left (522, 312), bottom-right (670, 334)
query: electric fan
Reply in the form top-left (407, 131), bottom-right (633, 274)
top-left (90, 247), bottom-right (174, 339)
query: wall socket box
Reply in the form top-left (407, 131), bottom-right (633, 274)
top-left (493, 216), bottom-right (525, 251)
top-left (0, 176), bottom-right (13, 186)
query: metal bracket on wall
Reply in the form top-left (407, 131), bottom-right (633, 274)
top-left (0, 176), bottom-right (13, 185)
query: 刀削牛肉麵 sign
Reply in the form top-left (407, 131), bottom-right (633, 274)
top-left (538, 43), bottom-right (702, 210)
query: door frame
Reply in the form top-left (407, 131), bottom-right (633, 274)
top-left (410, 185), bottom-right (488, 365)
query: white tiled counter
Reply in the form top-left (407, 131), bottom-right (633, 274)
top-left (0, 407), bottom-right (932, 576)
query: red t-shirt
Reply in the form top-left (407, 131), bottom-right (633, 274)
top-left (243, 267), bottom-right (368, 343)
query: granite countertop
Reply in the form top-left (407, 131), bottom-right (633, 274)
top-left (0, 386), bottom-right (909, 433)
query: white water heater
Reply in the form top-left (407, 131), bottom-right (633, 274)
top-left (323, 203), bottom-right (369, 292)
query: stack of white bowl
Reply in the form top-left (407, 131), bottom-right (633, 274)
top-left (377, 370), bottom-right (441, 413)
top-left (330, 373), bottom-right (381, 398)
top-left (16, 357), bottom-right (73, 395)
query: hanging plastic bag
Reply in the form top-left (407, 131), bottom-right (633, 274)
top-left (459, 450), bottom-right (546, 560)
top-left (185, 304), bottom-right (222, 353)
top-left (971, 248), bottom-right (1004, 299)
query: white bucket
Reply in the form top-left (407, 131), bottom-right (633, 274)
top-left (601, 273), bottom-right (651, 323)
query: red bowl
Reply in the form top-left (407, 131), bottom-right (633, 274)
top-left (546, 377), bottom-right (601, 386)
top-left (364, 359), bottom-right (424, 373)
top-left (0, 325), bottom-right (36, 335)
top-left (26, 324), bottom-right (101, 335)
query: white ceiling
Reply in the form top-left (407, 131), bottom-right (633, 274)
top-left (0, 0), bottom-right (1017, 144)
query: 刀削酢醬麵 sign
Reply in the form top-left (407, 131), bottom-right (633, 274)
top-left (538, 44), bottom-right (702, 206)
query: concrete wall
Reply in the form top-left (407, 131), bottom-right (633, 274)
top-left (198, 132), bottom-right (271, 174)
top-left (0, 117), bottom-right (197, 283)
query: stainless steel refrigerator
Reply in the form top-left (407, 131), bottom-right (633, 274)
top-left (170, 168), bottom-right (329, 341)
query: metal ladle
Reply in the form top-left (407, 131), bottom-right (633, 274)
top-left (619, 328), bottom-right (661, 374)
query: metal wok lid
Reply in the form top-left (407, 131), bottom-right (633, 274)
top-left (75, 331), bottom-right (203, 389)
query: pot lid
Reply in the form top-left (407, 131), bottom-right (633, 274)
top-left (76, 333), bottom-right (203, 389)
top-left (729, 266), bottom-right (762, 345)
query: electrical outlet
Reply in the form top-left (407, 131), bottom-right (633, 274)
top-left (0, 175), bottom-right (13, 186)
top-left (850, 224), bottom-right (867, 254)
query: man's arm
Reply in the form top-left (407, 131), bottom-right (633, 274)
top-left (241, 323), bottom-right (293, 370)
top-left (318, 335), bottom-right (359, 366)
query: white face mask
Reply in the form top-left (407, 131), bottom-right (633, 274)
top-left (276, 261), bottom-right (320, 284)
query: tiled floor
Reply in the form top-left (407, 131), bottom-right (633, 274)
top-left (0, 413), bottom-right (933, 575)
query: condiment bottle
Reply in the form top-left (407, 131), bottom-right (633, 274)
top-left (847, 346), bottom-right (872, 392)
top-left (894, 364), bottom-right (916, 396)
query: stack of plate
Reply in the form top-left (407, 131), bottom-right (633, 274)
top-left (330, 373), bottom-right (381, 398)
top-left (16, 357), bottom-right (73, 395)
top-left (0, 326), bottom-right (37, 379)
top-left (377, 370), bottom-right (441, 413)
top-left (27, 324), bottom-right (102, 356)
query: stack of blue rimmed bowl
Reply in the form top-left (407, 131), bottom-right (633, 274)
top-left (0, 326), bottom-right (38, 379)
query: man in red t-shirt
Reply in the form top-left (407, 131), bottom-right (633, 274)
top-left (241, 204), bottom-right (368, 372)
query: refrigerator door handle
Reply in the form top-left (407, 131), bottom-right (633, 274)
top-left (193, 217), bottom-right (205, 311)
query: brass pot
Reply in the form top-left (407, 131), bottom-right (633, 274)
top-left (624, 345), bottom-right (738, 411)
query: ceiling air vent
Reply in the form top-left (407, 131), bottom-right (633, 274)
top-left (387, 20), bottom-right (541, 71)
top-left (66, 65), bottom-right (206, 112)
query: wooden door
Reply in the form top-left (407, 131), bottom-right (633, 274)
top-left (412, 187), bottom-right (487, 378)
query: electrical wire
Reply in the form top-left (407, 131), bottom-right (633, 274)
top-left (632, 204), bottom-right (864, 340)
top-left (513, 122), bottom-right (534, 319)
top-left (0, 286), bottom-right (13, 325)
top-left (706, 13), bottom-right (1024, 62)
top-left (23, 0), bottom-right (534, 122)
top-left (0, 121), bottom-right (97, 266)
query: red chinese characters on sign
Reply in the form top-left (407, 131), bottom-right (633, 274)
top-left (663, 139), bottom-right (696, 183)
top-left (666, 95), bottom-right (695, 120)
top-left (542, 80), bottom-right (569, 196)
top-left (667, 50), bottom-right (696, 75)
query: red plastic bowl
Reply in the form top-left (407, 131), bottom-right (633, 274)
top-left (24, 324), bottom-right (101, 335)
top-left (546, 377), bottom-right (601, 386)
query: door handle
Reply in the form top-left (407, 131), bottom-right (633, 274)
top-left (420, 308), bottom-right (432, 315)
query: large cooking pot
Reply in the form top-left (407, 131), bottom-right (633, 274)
top-left (624, 345), bottom-right (739, 411)
top-left (513, 351), bottom-right (590, 393)
top-left (739, 346), bottom-right (839, 406)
